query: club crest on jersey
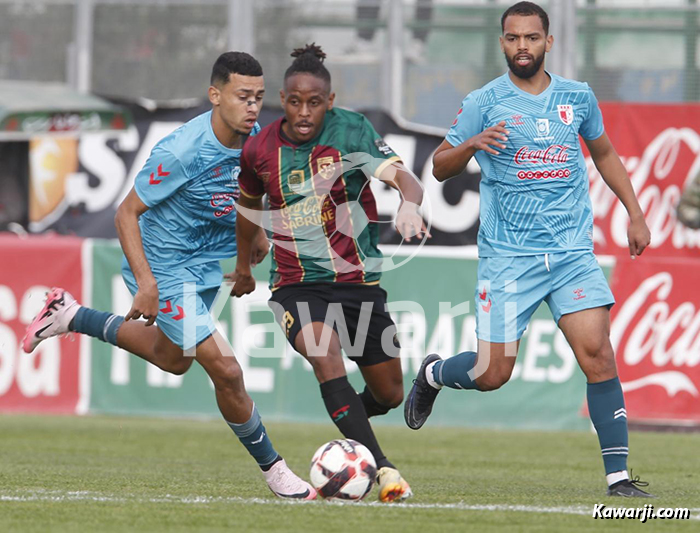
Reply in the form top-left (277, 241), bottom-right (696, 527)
top-left (558, 105), bottom-right (574, 125)
top-left (317, 156), bottom-right (336, 180)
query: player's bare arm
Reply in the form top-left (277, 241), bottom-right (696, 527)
top-left (378, 164), bottom-right (430, 242)
top-left (585, 132), bottom-right (651, 258)
top-left (251, 225), bottom-right (270, 267)
top-left (229, 193), bottom-right (264, 297)
top-left (432, 121), bottom-right (509, 182)
top-left (114, 188), bottom-right (158, 326)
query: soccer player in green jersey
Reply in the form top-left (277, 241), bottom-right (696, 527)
top-left (232, 44), bottom-right (428, 502)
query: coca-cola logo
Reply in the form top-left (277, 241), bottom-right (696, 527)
top-left (611, 271), bottom-right (700, 398)
top-left (589, 126), bottom-right (700, 253)
top-left (514, 144), bottom-right (570, 165)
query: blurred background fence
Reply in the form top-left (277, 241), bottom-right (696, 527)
top-left (1, 0), bottom-right (699, 129)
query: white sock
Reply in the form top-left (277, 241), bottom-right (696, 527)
top-left (606, 470), bottom-right (629, 487)
top-left (425, 361), bottom-right (442, 390)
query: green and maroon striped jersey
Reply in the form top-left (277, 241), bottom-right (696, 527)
top-left (239, 108), bottom-right (400, 289)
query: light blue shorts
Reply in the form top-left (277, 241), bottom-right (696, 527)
top-left (475, 251), bottom-right (615, 343)
top-left (121, 258), bottom-right (222, 350)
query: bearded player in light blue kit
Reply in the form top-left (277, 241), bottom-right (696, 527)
top-left (23, 52), bottom-right (316, 500)
top-left (404, 2), bottom-right (654, 497)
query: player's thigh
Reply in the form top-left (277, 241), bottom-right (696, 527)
top-left (547, 252), bottom-right (617, 379)
top-left (122, 262), bottom-right (219, 352)
top-left (152, 326), bottom-right (193, 367)
top-left (295, 321), bottom-right (346, 381)
top-left (558, 306), bottom-right (616, 379)
top-left (337, 284), bottom-right (400, 368)
top-left (545, 251), bottom-right (615, 327)
top-left (476, 256), bottom-right (548, 344)
top-left (269, 283), bottom-right (336, 349)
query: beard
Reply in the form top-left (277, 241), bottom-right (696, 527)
top-left (505, 51), bottom-right (545, 79)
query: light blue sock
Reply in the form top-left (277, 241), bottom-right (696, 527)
top-left (227, 405), bottom-right (279, 470)
top-left (587, 377), bottom-right (629, 475)
top-left (70, 307), bottom-right (124, 346)
top-left (432, 351), bottom-right (480, 390)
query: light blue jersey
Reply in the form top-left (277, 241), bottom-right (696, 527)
top-left (133, 111), bottom-right (261, 269)
top-left (446, 72), bottom-right (604, 257)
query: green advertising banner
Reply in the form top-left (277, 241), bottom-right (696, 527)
top-left (89, 241), bottom-right (600, 431)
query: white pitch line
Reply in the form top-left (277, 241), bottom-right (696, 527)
top-left (1, 490), bottom-right (699, 520)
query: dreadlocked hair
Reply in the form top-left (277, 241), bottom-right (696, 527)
top-left (284, 43), bottom-right (331, 86)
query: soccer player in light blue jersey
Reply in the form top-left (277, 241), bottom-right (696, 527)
top-left (404, 2), bottom-right (654, 498)
top-left (23, 52), bottom-right (316, 500)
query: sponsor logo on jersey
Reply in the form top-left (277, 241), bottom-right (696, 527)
top-left (536, 118), bottom-right (550, 137)
top-left (210, 192), bottom-right (237, 217)
top-left (479, 287), bottom-right (492, 313)
top-left (573, 287), bottom-right (586, 300)
top-left (558, 105), bottom-right (574, 125)
top-left (148, 163), bottom-right (170, 185)
top-left (510, 114), bottom-right (524, 126)
top-left (517, 169), bottom-right (571, 180)
top-left (514, 144), bottom-right (571, 165)
top-left (279, 195), bottom-right (335, 231)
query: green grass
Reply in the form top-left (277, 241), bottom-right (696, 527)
top-left (1, 415), bottom-right (698, 532)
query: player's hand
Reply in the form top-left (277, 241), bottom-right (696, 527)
top-left (628, 215), bottom-right (651, 259)
top-left (225, 270), bottom-right (257, 298)
top-left (126, 281), bottom-right (159, 326)
top-left (468, 121), bottom-right (509, 156)
top-left (395, 201), bottom-right (431, 243)
top-left (251, 230), bottom-right (270, 267)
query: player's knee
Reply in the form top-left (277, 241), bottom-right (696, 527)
top-left (375, 387), bottom-right (403, 409)
top-left (306, 350), bottom-right (344, 380)
top-left (477, 368), bottom-right (512, 391)
top-left (582, 341), bottom-right (617, 378)
top-left (165, 357), bottom-right (194, 376)
top-left (213, 361), bottom-right (245, 391)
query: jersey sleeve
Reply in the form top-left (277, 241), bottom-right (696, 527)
top-left (445, 94), bottom-right (483, 148)
top-left (134, 146), bottom-right (188, 208)
top-left (353, 115), bottom-right (401, 178)
top-left (238, 141), bottom-right (265, 199)
top-left (579, 86), bottom-right (605, 141)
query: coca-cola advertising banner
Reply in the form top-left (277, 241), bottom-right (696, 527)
top-left (0, 235), bottom-right (85, 413)
top-left (592, 104), bottom-right (700, 423)
top-left (610, 258), bottom-right (700, 422)
top-left (589, 104), bottom-right (700, 258)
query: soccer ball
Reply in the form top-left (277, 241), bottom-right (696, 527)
top-left (309, 439), bottom-right (377, 501)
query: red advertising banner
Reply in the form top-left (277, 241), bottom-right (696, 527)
top-left (610, 257), bottom-right (700, 422)
top-left (0, 235), bottom-right (84, 413)
top-left (589, 103), bottom-right (700, 259)
top-left (591, 104), bottom-right (700, 423)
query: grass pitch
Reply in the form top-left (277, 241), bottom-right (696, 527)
top-left (1, 414), bottom-right (698, 532)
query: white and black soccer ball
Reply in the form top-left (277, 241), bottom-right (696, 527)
top-left (309, 439), bottom-right (377, 501)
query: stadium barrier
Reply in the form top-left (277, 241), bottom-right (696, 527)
top-left (2, 237), bottom-right (595, 430)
